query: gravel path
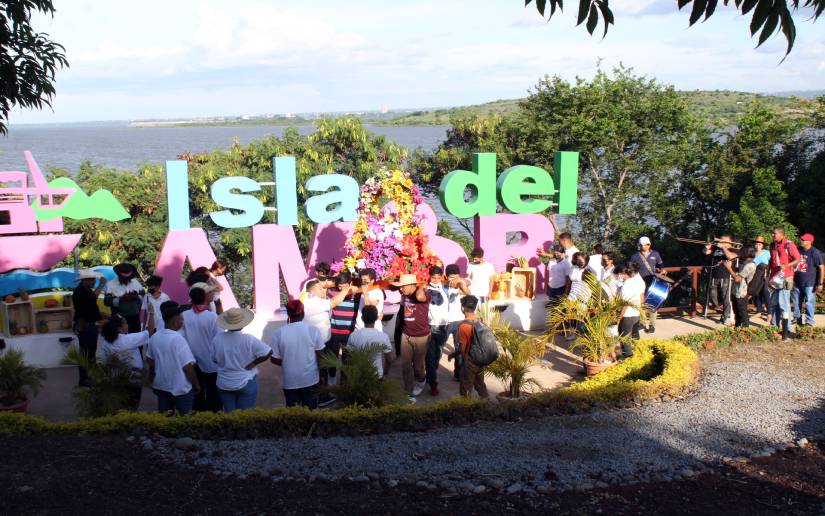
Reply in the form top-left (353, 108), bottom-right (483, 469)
top-left (154, 361), bottom-right (825, 492)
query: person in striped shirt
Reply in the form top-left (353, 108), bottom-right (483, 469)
top-left (322, 270), bottom-right (361, 397)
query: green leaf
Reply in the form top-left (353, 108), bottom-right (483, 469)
top-left (586, 4), bottom-right (599, 34)
top-left (779, 7), bottom-right (797, 55)
top-left (689, 0), bottom-right (708, 25)
top-left (704, 0), bottom-right (718, 20)
top-left (577, 0), bottom-right (591, 25)
top-left (741, 0), bottom-right (759, 15)
top-left (756, 13), bottom-right (779, 45)
top-left (749, 0), bottom-right (772, 35)
top-left (536, 0), bottom-right (547, 16)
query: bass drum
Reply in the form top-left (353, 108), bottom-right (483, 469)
top-left (643, 277), bottom-right (671, 311)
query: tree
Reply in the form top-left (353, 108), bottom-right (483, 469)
top-left (524, 0), bottom-right (823, 55)
top-left (0, 0), bottom-right (68, 134)
top-left (727, 166), bottom-right (796, 239)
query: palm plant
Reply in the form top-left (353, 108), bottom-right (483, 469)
top-left (546, 273), bottom-right (645, 364)
top-left (319, 343), bottom-right (408, 408)
top-left (0, 349), bottom-right (47, 407)
top-left (62, 348), bottom-right (137, 417)
top-left (486, 315), bottom-right (547, 398)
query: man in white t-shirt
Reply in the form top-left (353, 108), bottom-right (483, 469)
top-left (106, 263), bottom-right (144, 333)
top-left (145, 302), bottom-right (201, 415)
top-left (354, 268), bottom-right (385, 332)
top-left (271, 300), bottom-right (326, 409)
top-left (467, 248), bottom-right (495, 302)
top-left (587, 243), bottom-right (604, 279)
top-left (347, 305), bottom-right (393, 379)
top-left (558, 232), bottom-right (580, 262)
top-left (303, 279), bottom-right (332, 343)
top-left (141, 275), bottom-right (170, 332)
top-left (181, 284), bottom-right (222, 412)
top-left (444, 263), bottom-right (471, 383)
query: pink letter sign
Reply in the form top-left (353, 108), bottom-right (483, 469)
top-left (474, 214), bottom-right (555, 293)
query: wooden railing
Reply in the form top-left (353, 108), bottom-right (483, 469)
top-left (655, 266), bottom-right (704, 318)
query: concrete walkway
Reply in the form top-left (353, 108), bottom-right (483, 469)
top-left (24, 311), bottom-right (825, 422)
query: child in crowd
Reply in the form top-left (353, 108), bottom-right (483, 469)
top-left (448, 296), bottom-right (489, 399)
top-left (98, 313), bottom-right (154, 409)
top-left (616, 263), bottom-right (646, 357)
top-left (444, 263), bottom-right (470, 382)
top-left (213, 307), bottom-right (272, 413)
top-left (181, 284), bottom-right (222, 412)
top-left (425, 266), bottom-right (450, 395)
top-left (271, 300), bottom-right (326, 409)
top-left (141, 274), bottom-right (170, 333)
top-left (207, 259), bottom-right (228, 314)
top-left (467, 248), bottom-right (495, 304)
top-left (347, 305), bottom-right (394, 379)
top-left (146, 301), bottom-right (201, 415)
top-left (723, 245), bottom-right (757, 328)
top-left (355, 268), bottom-right (385, 332)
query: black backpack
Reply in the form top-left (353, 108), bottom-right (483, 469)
top-left (466, 320), bottom-right (500, 366)
top-left (747, 263), bottom-right (767, 297)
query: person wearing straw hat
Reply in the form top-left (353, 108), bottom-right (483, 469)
top-left (394, 273), bottom-right (431, 398)
top-left (72, 269), bottom-right (107, 387)
top-left (145, 301), bottom-right (201, 415)
top-left (213, 307), bottom-right (272, 412)
top-left (182, 284), bottom-right (222, 412)
top-left (271, 300), bottom-right (326, 409)
top-left (105, 263), bottom-right (145, 334)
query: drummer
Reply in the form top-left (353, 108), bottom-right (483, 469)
top-left (630, 236), bottom-right (664, 334)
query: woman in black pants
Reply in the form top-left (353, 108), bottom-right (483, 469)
top-left (72, 269), bottom-right (107, 387)
top-left (616, 263), bottom-right (646, 357)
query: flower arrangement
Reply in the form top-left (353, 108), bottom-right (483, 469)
top-left (339, 169), bottom-right (439, 282)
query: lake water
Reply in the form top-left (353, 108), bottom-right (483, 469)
top-left (0, 123), bottom-right (449, 172)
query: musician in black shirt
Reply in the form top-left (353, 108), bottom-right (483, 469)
top-left (703, 235), bottom-right (735, 325)
top-left (72, 269), bottom-right (107, 387)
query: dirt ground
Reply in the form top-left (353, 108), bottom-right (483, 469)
top-left (1, 433), bottom-right (823, 515)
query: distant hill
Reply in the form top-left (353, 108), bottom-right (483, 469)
top-left (383, 90), bottom-right (818, 127)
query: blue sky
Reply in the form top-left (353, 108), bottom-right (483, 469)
top-left (10, 0), bottom-right (825, 124)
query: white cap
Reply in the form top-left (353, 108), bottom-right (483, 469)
top-left (638, 236), bottom-right (651, 246)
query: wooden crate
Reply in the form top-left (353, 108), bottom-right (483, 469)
top-left (34, 307), bottom-right (73, 333)
top-left (510, 267), bottom-right (537, 300)
top-left (1, 300), bottom-right (35, 336)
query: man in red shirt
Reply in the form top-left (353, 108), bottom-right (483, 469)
top-left (768, 226), bottom-right (801, 340)
top-left (393, 274), bottom-right (432, 399)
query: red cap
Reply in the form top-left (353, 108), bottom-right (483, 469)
top-left (800, 233), bottom-right (815, 242)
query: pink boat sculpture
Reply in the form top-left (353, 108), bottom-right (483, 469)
top-left (0, 151), bottom-right (81, 273)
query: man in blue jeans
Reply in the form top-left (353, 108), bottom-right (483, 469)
top-left (769, 226), bottom-right (801, 340)
top-left (425, 266), bottom-right (450, 395)
top-left (792, 233), bottom-right (824, 327)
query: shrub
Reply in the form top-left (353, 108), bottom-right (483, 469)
top-left (0, 349), bottom-right (47, 406)
top-left (487, 317), bottom-right (547, 398)
top-left (319, 343), bottom-right (408, 408)
top-left (0, 339), bottom-right (699, 438)
top-left (62, 348), bottom-right (138, 418)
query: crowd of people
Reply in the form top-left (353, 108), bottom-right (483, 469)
top-left (69, 225), bottom-right (822, 416)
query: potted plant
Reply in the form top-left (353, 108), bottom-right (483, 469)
top-left (0, 349), bottom-right (47, 413)
top-left (546, 274), bottom-right (644, 376)
top-left (487, 315), bottom-right (547, 401)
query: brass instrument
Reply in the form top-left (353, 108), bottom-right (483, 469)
top-left (676, 237), bottom-right (743, 250)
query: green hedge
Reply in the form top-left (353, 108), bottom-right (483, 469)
top-left (0, 340), bottom-right (698, 439)
top-left (674, 324), bottom-right (825, 352)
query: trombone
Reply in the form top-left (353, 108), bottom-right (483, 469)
top-left (676, 237), bottom-right (743, 250)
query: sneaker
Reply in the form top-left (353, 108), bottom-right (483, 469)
top-left (408, 396), bottom-right (417, 405)
top-left (317, 394), bottom-right (337, 408)
top-left (429, 383), bottom-right (439, 396)
top-left (412, 381), bottom-right (426, 397)
top-left (644, 325), bottom-right (655, 334)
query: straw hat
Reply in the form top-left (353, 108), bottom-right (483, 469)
top-left (217, 307), bottom-right (255, 330)
top-left (74, 269), bottom-right (102, 281)
top-left (392, 274), bottom-right (419, 288)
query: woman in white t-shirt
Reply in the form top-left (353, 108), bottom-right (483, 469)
top-left (207, 259), bottom-right (228, 314)
top-left (617, 262), bottom-right (646, 357)
top-left (213, 308), bottom-right (272, 413)
top-left (98, 313), bottom-right (153, 409)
